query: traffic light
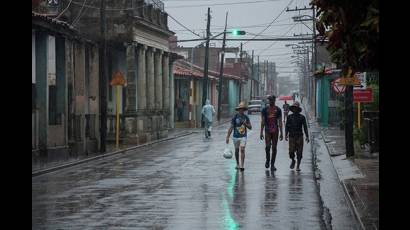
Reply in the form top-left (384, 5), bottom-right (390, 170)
top-left (231, 29), bottom-right (246, 36)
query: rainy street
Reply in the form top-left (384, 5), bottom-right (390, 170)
top-left (33, 104), bottom-right (332, 230)
top-left (32, 0), bottom-right (379, 228)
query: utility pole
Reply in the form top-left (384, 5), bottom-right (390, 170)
top-left (238, 42), bottom-right (243, 103)
top-left (257, 55), bottom-right (260, 96)
top-left (287, 5), bottom-right (316, 108)
top-left (250, 50), bottom-right (254, 99)
top-left (266, 61), bottom-right (269, 95)
top-left (217, 12), bottom-right (228, 122)
top-left (312, 5), bottom-right (318, 118)
top-left (202, 7), bottom-right (211, 110)
top-left (99, 0), bottom-right (107, 152)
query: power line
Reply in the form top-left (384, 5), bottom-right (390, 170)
top-left (166, 0), bottom-right (281, 9)
top-left (150, 0), bottom-right (203, 38)
top-left (168, 14), bottom-right (202, 37)
top-left (211, 17), bottom-right (293, 28)
top-left (174, 37), bottom-right (311, 42)
top-left (243, 0), bottom-right (295, 45)
top-left (257, 23), bottom-right (297, 55)
top-left (258, 52), bottom-right (293, 57)
top-left (246, 31), bottom-right (298, 38)
top-left (68, 0), bottom-right (202, 37)
top-left (164, 0), bottom-right (255, 1)
top-left (70, 1), bottom-right (131, 10)
top-left (172, 21), bottom-right (296, 32)
top-left (54, 0), bottom-right (74, 20)
top-left (71, 0), bottom-right (89, 26)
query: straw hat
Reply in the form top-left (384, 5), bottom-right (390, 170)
top-left (235, 101), bottom-right (248, 111)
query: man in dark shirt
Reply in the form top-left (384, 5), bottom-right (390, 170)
top-left (285, 101), bottom-right (309, 171)
top-left (260, 95), bottom-right (283, 171)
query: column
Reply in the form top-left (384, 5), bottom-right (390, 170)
top-left (126, 43), bottom-right (137, 112)
top-left (154, 49), bottom-right (163, 110)
top-left (169, 62), bottom-right (175, 128)
top-left (146, 47), bottom-right (155, 110)
top-left (137, 44), bottom-right (147, 110)
top-left (35, 31), bottom-right (48, 150)
top-left (162, 52), bottom-right (169, 111)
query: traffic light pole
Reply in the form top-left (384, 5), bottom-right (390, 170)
top-left (250, 50), bottom-right (254, 99)
top-left (238, 42), bottom-right (243, 103)
top-left (202, 8), bottom-right (211, 111)
top-left (217, 12), bottom-right (228, 122)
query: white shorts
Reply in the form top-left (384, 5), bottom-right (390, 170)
top-left (233, 137), bottom-right (247, 149)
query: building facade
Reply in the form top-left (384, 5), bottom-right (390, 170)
top-left (173, 59), bottom-right (243, 127)
top-left (54, 0), bottom-right (176, 145)
top-left (32, 12), bottom-right (100, 166)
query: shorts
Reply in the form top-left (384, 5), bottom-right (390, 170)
top-left (233, 137), bottom-right (247, 149)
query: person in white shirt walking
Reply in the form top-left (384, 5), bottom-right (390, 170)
top-left (202, 99), bottom-right (216, 138)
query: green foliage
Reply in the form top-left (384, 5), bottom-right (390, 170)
top-left (311, 0), bottom-right (379, 71)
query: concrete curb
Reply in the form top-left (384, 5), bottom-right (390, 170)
top-left (32, 119), bottom-right (232, 178)
top-left (32, 131), bottom-right (194, 177)
top-left (301, 101), bottom-right (365, 230)
top-left (319, 130), bottom-right (366, 230)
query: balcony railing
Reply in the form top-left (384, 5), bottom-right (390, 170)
top-left (146, 0), bottom-right (164, 11)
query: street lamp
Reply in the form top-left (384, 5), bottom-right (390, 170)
top-left (292, 15), bottom-right (314, 22)
top-left (286, 44), bottom-right (310, 49)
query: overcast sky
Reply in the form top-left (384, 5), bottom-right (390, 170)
top-left (163, 0), bottom-right (314, 78)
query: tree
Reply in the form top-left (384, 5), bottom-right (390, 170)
top-left (311, 0), bottom-right (379, 157)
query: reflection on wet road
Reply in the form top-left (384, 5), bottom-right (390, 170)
top-left (33, 113), bottom-right (325, 229)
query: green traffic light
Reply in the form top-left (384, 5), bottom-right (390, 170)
top-left (231, 29), bottom-right (245, 36)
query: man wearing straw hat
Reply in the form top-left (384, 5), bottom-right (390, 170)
top-left (285, 101), bottom-right (309, 171)
top-left (226, 101), bottom-right (252, 171)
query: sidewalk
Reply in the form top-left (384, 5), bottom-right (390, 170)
top-left (303, 101), bottom-right (379, 230)
top-left (32, 118), bottom-right (231, 177)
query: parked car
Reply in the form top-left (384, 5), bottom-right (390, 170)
top-left (248, 100), bottom-right (263, 114)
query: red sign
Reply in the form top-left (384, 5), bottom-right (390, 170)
top-left (332, 78), bottom-right (346, 94)
top-left (353, 89), bottom-right (373, 103)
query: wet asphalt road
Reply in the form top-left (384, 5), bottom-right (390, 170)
top-left (32, 109), bottom-right (326, 229)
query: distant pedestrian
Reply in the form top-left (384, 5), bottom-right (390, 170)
top-left (283, 100), bottom-right (290, 123)
top-left (260, 95), bottom-right (283, 171)
top-left (226, 102), bottom-right (252, 171)
top-left (285, 101), bottom-right (309, 171)
top-left (202, 99), bottom-right (216, 138)
top-left (176, 98), bottom-right (184, 121)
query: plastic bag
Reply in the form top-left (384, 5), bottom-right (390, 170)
top-left (223, 145), bottom-right (233, 159)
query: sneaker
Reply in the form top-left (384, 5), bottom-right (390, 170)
top-left (271, 166), bottom-right (277, 171)
top-left (296, 168), bottom-right (301, 172)
top-left (265, 161), bottom-right (270, 169)
top-left (290, 159), bottom-right (296, 169)
top-left (235, 166), bottom-right (240, 170)
top-left (240, 168), bottom-right (245, 171)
